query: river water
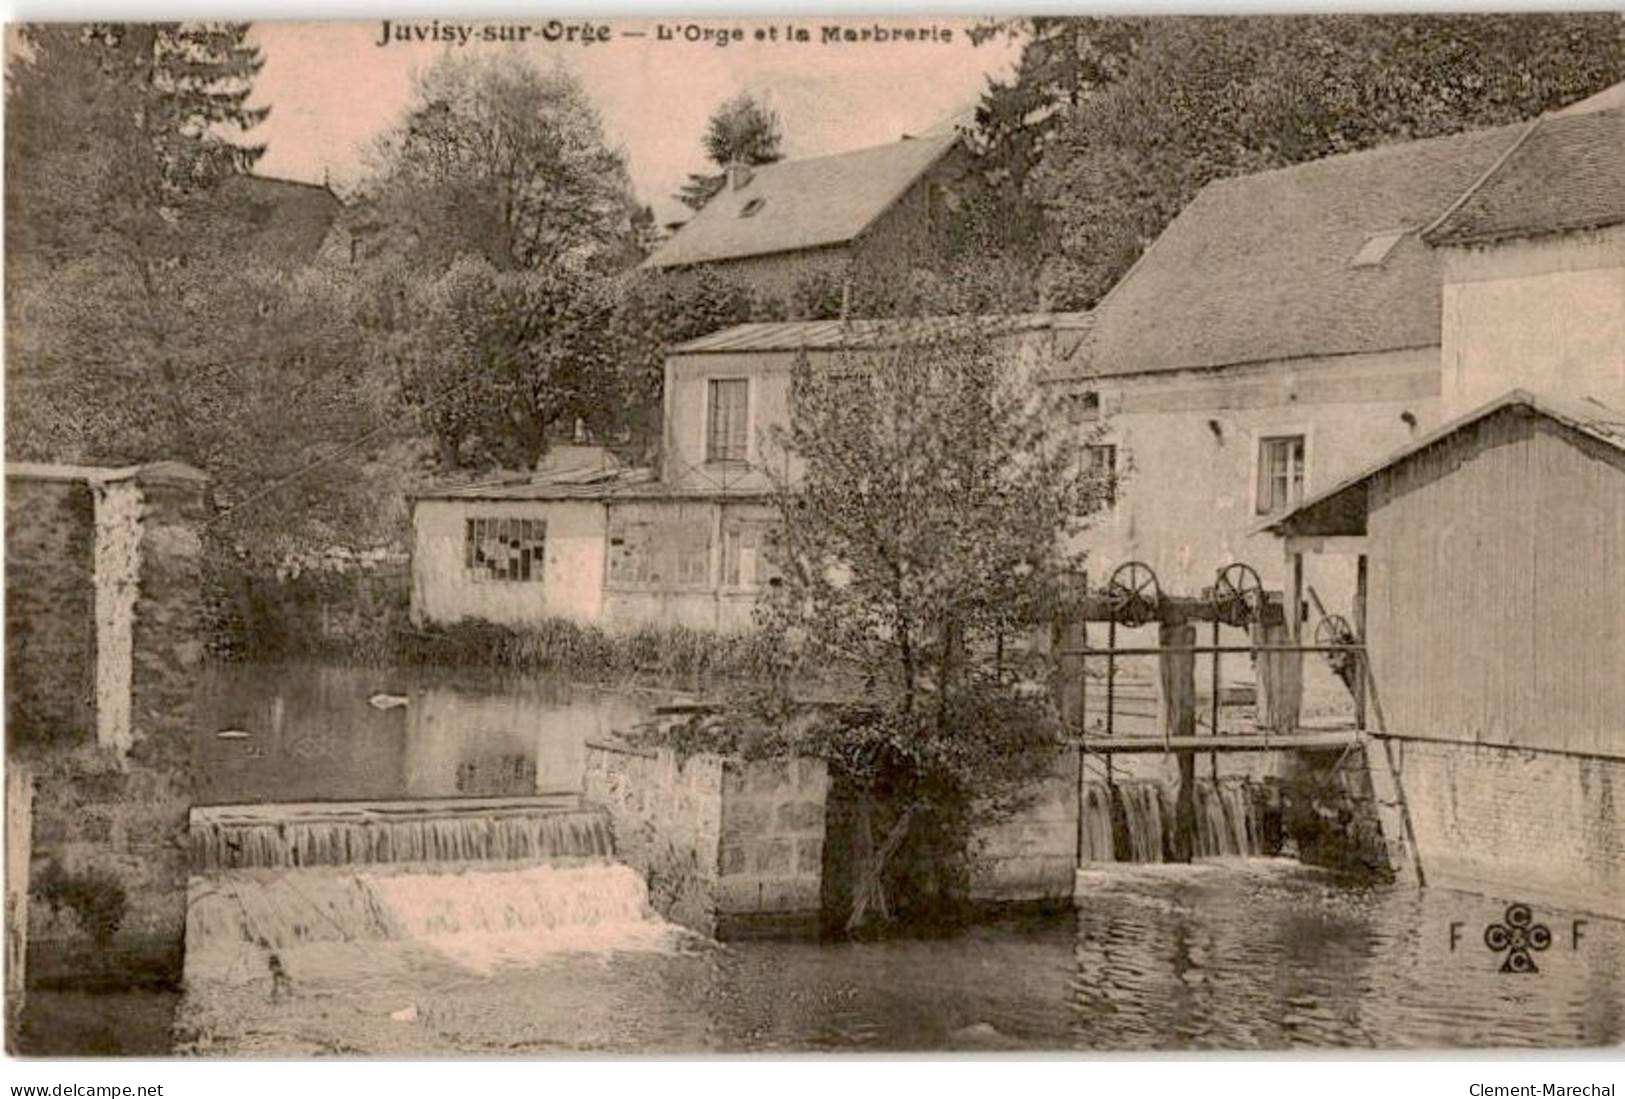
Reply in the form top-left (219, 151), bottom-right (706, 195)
top-left (173, 662), bottom-right (1623, 1055)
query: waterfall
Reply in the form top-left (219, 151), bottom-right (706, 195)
top-left (186, 863), bottom-right (690, 980)
top-left (1077, 777), bottom-right (1271, 863)
top-left (190, 796), bottom-right (613, 871)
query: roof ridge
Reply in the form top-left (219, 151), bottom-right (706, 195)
top-left (1420, 117), bottom-right (1542, 244)
top-left (1201, 121), bottom-right (1527, 195)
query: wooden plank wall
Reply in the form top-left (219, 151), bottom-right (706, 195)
top-left (1366, 409), bottom-right (1625, 758)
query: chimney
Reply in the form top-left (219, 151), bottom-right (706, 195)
top-left (728, 160), bottom-right (754, 191)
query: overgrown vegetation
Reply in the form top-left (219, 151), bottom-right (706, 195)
top-left (35, 860), bottom-right (128, 949)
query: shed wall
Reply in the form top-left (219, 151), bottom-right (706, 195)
top-left (411, 499), bottom-right (605, 626)
top-left (1366, 411), bottom-right (1625, 757)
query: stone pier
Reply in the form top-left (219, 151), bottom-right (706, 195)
top-left (5, 461), bottom-right (210, 1006)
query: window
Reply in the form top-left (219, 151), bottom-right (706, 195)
top-left (1066, 390), bottom-right (1102, 424)
top-left (464, 517), bottom-right (545, 582)
top-left (1351, 229), bottom-right (1406, 268)
top-left (722, 521), bottom-right (784, 590)
top-left (739, 197), bottom-right (766, 218)
top-left (1256, 435), bottom-right (1306, 515)
top-left (607, 515), bottom-right (712, 588)
top-left (1087, 444), bottom-right (1118, 506)
top-left (707, 378), bottom-right (750, 463)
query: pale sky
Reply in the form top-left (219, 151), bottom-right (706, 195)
top-left (245, 18), bottom-right (1023, 224)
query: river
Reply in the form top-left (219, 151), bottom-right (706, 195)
top-left (100, 662), bottom-right (1625, 1053)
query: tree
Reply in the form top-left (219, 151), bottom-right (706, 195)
top-left (675, 92), bottom-right (785, 211)
top-left (728, 313), bottom-right (1111, 932)
top-left (1022, 14), bottom-right (1625, 307)
top-left (5, 24), bottom-right (394, 564)
top-left (361, 53), bottom-right (640, 273)
top-left (397, 258), bottom-right (621, 471)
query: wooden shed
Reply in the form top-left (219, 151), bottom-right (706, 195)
top-left (1263, 390), bottom-right (1625, 914)
top-left (1265, 389), bottom-right (1625, 754)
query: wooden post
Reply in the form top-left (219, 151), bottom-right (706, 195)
top-left (1290, 551), bottom-right (1304, 643)
top-left (1354, 554), bottom-right (1369, 732)
top-left (1159, 623), bottom-right (1198, 862)
top-left (1255, 620), bottom-right (1304, 735)
top-left (5, 766), bottom-right (33, 1047)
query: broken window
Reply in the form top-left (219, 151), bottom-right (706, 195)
top-left (707, 378), bottom-right (750, 463)
top-left (464, 517), bottom-right (546, 583)
top-left (1256, 435), bottom-right (1306, 515)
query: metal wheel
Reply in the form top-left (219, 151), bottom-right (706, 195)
top-left (1315, 613), bottom-right (1358, 682)
top-left (1211, 562), bottom-right (1265, 628)
top-left (1105, 561), bottom-right (1161, 628)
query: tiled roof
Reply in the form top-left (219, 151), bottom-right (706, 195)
top-left (216, 174), bottom-right (343, 265)
top-left (1424, 107), bottom-right (1625, 246)
top-left (1260, 389), bottom-right (1625, 538)
top-left (642, 134), bottom-right (960, 269)
top-left (672, 312), bottom-right (1092, 354)
top-left (1070, 123), bottom-right (1527, 378)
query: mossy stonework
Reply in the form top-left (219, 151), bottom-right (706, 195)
top-left (5, 462), bottom-right (209, 997)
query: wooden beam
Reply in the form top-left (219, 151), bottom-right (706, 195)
top-left (1074, 731), bottom-right (1361, 753)
top-left (1354, 553), bottom-right (1369, 732)
top-left (1285, 535), bottom-right (1369, 557)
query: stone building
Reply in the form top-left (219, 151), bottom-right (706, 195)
top-left (640, 132), bottom-right (969, 304)
top-left (1048, 95), bottom-right (1624, 627)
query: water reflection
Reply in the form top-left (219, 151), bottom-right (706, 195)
top-left (195, 662), bottom-right (671, 805)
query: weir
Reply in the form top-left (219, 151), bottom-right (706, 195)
top-left (189, 794), bottom-right (613, 871)
top-left (1077, 778), bottom-right (1272, 864)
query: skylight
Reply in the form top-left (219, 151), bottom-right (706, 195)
top-left (739, 197), bottom-right (766, 218)
top-left (1352, 229), bottom-right (1407, 268)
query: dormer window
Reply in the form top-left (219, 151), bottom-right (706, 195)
top-left (1065, 390), bottom-right (1101, 424)
top-left (1352, 229), bottom-right (1407, 268)
top-left (739, 197), bottom-right (766, 218)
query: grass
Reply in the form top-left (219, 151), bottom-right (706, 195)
top-left (392, 617), bottom-right (788, 685)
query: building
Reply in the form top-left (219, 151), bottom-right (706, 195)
top-left (641, 133), bottom-right (968, 303)
top-left (1050, 95), bottom-right (1624, 626)
top-left (1261, 390), bottom-right (1625, 918)
top-left (213, 173), bottom-right (345, 269)
top-left (409, 315), bottom-right (1088, 634)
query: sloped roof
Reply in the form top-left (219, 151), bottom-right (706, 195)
top-left (411, 466), bottom-right (656, 502)
top-left (672, 312), bottom-right (1092, 354)
top-left (216, 174), bottom-right (343, 265)
top-left (1424, 107), bottom-right (1625, 246)
top-left (1070, 123), bottom-right (1527, 378)
top-left (642, 133), bottom-right (960, 270)
top-left (1260, 389), bottom-right (1625, 538)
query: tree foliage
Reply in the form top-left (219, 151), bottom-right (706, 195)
top-left (725, 314), bottom-right (1111, 930)
top-left (675, 92), bottom-right (786, 211)
top-left (971, 14), bottom-right (1625, 308)
top-left (362, 52), bottom-right (641, 273)
top-left (5, 23), bottom-right (393, 564)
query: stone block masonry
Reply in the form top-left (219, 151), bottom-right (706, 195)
top-left (5, 461), bottom-right (210, 1002)
top-left (583, 739), bottom-right (827, 938)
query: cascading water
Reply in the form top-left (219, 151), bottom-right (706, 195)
top-left (186, 862), bottom-right (695, 986)
top-left (190, 796), bottom-right (613, 871)
top-left (1076, 777), bottom-right (1273, 863)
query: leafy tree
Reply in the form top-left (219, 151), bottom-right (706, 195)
top-left (608, 269), bottom-right (782, 460)
top-left (362, 52), bottom-right (640, 272)
top-left (724, 313), bottom-right (1111, 932)
top-left (675, 92), bottom-right (785, 211)
top-left (1019, 14), bottom-right (1625, 307)
top-left (397, 258), bottom-right (621, 471)
top-left (5, 24), bottom-right (393, 564)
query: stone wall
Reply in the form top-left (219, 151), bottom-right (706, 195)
top-left (5, 477), bottom-right (98, 748)
top-left (6, 462), bottom-right (209, 996)
top-left (1375, 737), bottom-right (1625, 920)
top-left (582, 739), bottom-right (826, 937)
top-left (966, 750), bottom-right (1080, 904)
